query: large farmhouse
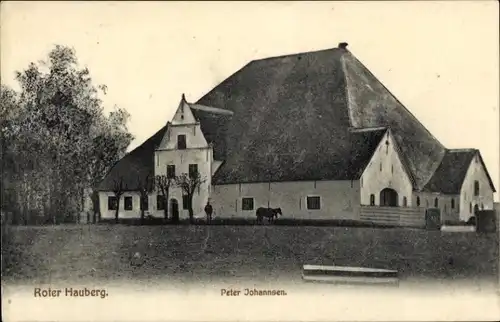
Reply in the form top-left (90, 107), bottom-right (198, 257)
top-left (96, 43), bottom-right (496, 225)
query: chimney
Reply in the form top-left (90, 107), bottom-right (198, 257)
top-left (181, 93), bottom-right (186, 102)
top-left (338, 42), bottom-right (348, 50)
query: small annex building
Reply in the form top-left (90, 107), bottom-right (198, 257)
top-left (96, 43), bottom-right (496, 224)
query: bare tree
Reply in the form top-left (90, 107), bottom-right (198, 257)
top-left (137, 174), bottom-right (153, 224)
top-left (175, 172), bottom-right (207, 224)
top-left (155, 175), bottom-right (173, 222)
top-left (112, 177), bottom-right (125, 223)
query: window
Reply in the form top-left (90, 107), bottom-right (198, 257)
top-left (370, 194), bottom-right (375, 206)
top-left (434, 198), bottom-right (438, 208)
top-left (474, 181), bottom-right (479, 196)
top-left (177, 135), bottom-right (186, 150)
top-left (307, 196), bottom-right (321, 210)
top-left (469, 202), bottom-right (472, 214)
top-left (157, 195), bottom-right (165, 210)
top-left (481, 203), bottom-right (484, 210)
top-left (416, 196), bottom-right (421, 207)
top-left (167, 165), bottom-right (176, 179)
top-left (140, 196), bottom-right (149, 211)
top-left (451, 199), bottom-right (455, 209)
top-left (242, 197), bottom-right (254, 211)
top-left (379, 163), bottom-right (382, 172)
top-left (403, 197), bottom-right (407, 207)
top-left (385, 140), bottom-right (389, 154)
top-left (108, 196), bottom-right (118, 210)
top-left (391, 165), bottom-right (394, 174)
top-left (189, 164), bottom-right (198, 178)
top-left (182, 195), bottom-right (190, 210)
top-left (124, 196), bottom-right (133, 211)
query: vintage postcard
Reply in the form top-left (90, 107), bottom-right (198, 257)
top-left (1, 1), bottom-right (499, 321)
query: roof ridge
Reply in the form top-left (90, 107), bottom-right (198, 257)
top-left (189, 103), bottom-right (234, 116)
top-left (346, 51), bottom-right (446, 150)
top-left (349, 126), bottom-right (388, 133)
top-left (447, 148), bottom-right (477, 153)
top-left (248, 47), bottom-right (342, 64)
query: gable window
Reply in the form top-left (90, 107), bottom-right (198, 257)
top-left (157, 195), bottom-right (165, 210)
top-left (182, 195), bottom-right (190, 210)
top-left (379, 162), bottom-right (382, 172)
top-left (370, 194), bottom-right (375, 206)
top-left (189, 164), bottom-right (198, 178)
top-left (242, 197), bottom-right (254, 211)
top-left (474, 181), bottom-right (479, 196)
top-left (416, 196), bottom-right (421, 207)
top-left (167, 165), bottom-right (176, 179)
top-left (385, 140), bottom-right (389, 155)
top-left (451, 199), bottom-right (455, 209)
top-left (140, 196), bottom-right (149, 211)
top-left (124, 196), bottom-right (133, 211)
top-left (108, 196), bottom-right (118, 210)
top-left (434, 198), bottom-right (438, 208)
top-left (403, 197), bottom-right (407, 207)
top-left (307, 196), bottom-right (321, 210)
top-left (177, 135), bottom-right (186, 150)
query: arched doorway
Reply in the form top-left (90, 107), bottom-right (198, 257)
top-left (380, 188), bottom-right (398, 207)
top-left (170, 199), bottom-right (179, 223)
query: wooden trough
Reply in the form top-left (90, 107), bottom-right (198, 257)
top-left (440, 225), bottom-right (476, 233)
top-left (302, 264), bottom-right (399, 286)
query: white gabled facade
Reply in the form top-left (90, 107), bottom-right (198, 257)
top-left (459, 153), bottom-right (495, 221)
top-left (153, 95), bottom-right (214, 219)
top-left (359, 129), bottom-right (414, 207)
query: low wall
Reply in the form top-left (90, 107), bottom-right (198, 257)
top-left (359, 206), bottom-right (426, 228)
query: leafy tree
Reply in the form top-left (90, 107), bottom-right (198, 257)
top-left (155, 175), bottom-right (173, 222)
top-left (1, 45), bottom-right (133, 224)
top-left (175, 172), bottom-right (207, 224)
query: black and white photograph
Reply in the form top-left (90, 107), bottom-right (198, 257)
top-left (1, 1), bottom-right (499, 321)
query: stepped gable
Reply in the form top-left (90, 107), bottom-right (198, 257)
top-left (197, 43), bottom-right (446, 188)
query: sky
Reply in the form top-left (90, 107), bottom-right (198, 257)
top-left (2, 1), bottom-right (499, 201)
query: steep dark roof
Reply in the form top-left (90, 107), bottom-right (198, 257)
top-left (196, 46), bottom-right (445, 188)
top-left (424, 149), bottom-right (496, 194)
top-left (96, 125), bottom-right (166, 192)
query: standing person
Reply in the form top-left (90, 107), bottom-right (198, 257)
top-left (204, 201), bottom-right (213, 224)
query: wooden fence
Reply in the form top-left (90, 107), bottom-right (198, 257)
top-left (359, 206), bottom-right (426, 228)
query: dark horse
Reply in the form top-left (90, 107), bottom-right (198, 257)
top-left (256, 207), bottom-right (282, 224)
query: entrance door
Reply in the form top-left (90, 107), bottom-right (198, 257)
top-left (170, 199), bottom-right (179, 223)
top-left (380, 188), bottom-right (398, 207)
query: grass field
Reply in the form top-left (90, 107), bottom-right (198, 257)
top-left (2, 224), bottom-right (498, 287)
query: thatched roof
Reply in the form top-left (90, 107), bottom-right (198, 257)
top-left (97, 43), bottom-right (494, 194)
top-left (196, 45), bottom-right (445, 188)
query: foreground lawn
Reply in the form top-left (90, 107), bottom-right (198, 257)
top-left (1, 225), bottom-right (498, 285)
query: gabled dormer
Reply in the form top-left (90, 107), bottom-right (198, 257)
top-left (157, 94), bottom-right (209, 151)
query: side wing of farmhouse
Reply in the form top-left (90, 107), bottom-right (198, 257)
top-left (96, 43), bottom-right (496, 224)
